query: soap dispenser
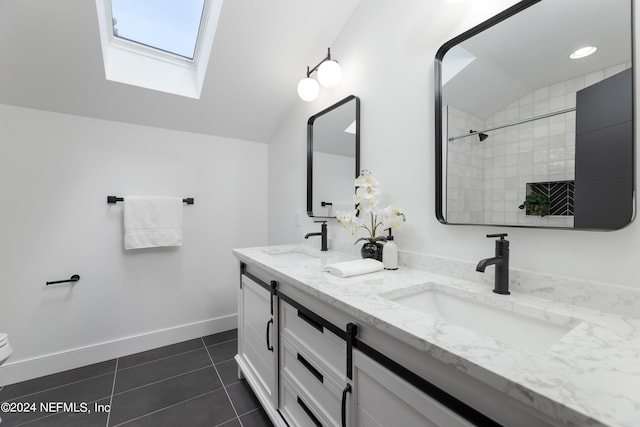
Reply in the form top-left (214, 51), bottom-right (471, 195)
top-left (383, 229), bottom-right (398, 270)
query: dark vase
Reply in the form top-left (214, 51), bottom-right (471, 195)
top-left (361, 241), bottom-right (384, 262)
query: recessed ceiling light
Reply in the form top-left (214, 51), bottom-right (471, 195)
top-left (570, 46), bottom-right (598, 59)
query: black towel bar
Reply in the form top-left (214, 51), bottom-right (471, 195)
top-left (107, 196), bottom-right (194, 205)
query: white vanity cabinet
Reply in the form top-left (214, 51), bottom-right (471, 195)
top-left (236, 274), bottom-right (279, 415)
top-left (352, 350), bottom-right (473, 427)
top-left (236, 261), bottom-right (502, 427)
top-left (234, 246), bottom-right (625, 427)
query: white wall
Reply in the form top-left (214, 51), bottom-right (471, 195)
top-left (0, 104), bottom-right (268, 382)
top-left (268, 0), bottom-right (640, 289)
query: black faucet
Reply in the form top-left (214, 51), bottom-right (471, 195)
top-left (476, 234), bottom-right (510, 295)
top-left (304, 221), bottom-right (328, 251)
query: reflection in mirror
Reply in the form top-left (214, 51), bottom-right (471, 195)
top-left (435, 0), bottom-right (634, 230)
top-left (307, 95), bottom-right (360, 218)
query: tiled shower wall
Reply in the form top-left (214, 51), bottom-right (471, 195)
top-left (446, 62), bottom-right (631, 226)
top-left (446, 106), bottom-right (485, 224)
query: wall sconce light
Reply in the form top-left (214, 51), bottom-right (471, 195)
top-left (297, 47), bottom-right (342, 102)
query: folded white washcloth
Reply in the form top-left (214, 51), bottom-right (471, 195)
top-left (323, 259), bottom-right (384, 278)
top-left (124, 196), bottom-right (183, 250)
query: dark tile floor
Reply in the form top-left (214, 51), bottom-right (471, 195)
top-left (0, 330), bottom-right (273, 427)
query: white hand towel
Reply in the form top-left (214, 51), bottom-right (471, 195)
top-left (322, 259), bottom-right (384, 278)
top-left (124, 196), bottom-right (183, 250)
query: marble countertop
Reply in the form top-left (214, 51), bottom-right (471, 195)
top-left (233, 244), bottom-right (640, 427)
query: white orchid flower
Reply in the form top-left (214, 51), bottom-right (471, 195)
top-left (353, 186), bottom-right (379, 204)
top-left (343, 210), bottom-right (358, 224)
top-left (355, 198), bottom-right (378, 215)
top-left (354, 170), bottom-right (379, 188)
top-left (363, 197), bottom-right (378, 212)
top-left (381, 205), bottom-right (406, 229)
top-left (336, 209), bottom-right (360, 235)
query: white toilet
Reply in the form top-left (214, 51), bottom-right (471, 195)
top-left (0, 333), bottom-right (12, 366)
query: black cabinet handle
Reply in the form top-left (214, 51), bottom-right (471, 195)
top-left (266, 319), bottom-right (274, 352)
top-left (297, 396), bottom-right (322, 427)
top-left (297, 353), bottom-right (323, 383)
top-left (298, 310), bottom-right (324, 333)
top-left (341, 383), bottom-right (352, 427)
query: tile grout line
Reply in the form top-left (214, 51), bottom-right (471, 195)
top-left (107, 334), bottom-right (236, 373)
top-left (213, 416), bottom-right (244, 427)
top-left (1, 370), bottom-right (116, 402)
top-left (214, 356), bottom-right (237, 366)
top-left (117, 346), bottom-right (206, 372)
top-left (111, 365), bottom-right (217, 398)
top-left (202, 337), bottom-right (244, 427)
top-left (110, 389), bottom-right (229, 427)
top-left (117, 338), bottom-right (237, 373)
top-left (221, 379), bottom-right (242, 388)
top-left (236, 406), bottom-right (263, 418)
top-left (204, 337), bottom-right (239, 348)
top-left (105, 358), bottom-right (119, 427)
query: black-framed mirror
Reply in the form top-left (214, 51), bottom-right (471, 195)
top-left (307, 95), bottom-right (360, 218)
top-left (435, 0), bottom-right (634, 230)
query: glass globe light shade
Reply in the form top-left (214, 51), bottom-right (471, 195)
top-left (317, 60), bottom-right (342, 88)
top-left (297, 77), bottom-right (320, 102)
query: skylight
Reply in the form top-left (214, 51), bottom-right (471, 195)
top-left (111, 0), bottom-right (205, 60)
top-left (96, 0), bottom-right (223, 98)
top-left (442, 45), bottom-right (476, 86)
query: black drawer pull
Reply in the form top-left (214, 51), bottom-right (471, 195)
top-left (298, 310), bottom-right (324, 333)
top-left (297, 353), bottom-right (323, 383)
top-left (297, 396), bottom-right (322, 427)
top-left (341, 383), bottom-right (352, 427)
top-left (266, 319), bottom-right (274, 352)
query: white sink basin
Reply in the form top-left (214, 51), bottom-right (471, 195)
top-left (262, 247), bottom-right (323, 262)
top-left (386, 287), bottom-right (577, 353)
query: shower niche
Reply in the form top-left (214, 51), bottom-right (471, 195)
top-left (434, 0), bottom-right (634, 230)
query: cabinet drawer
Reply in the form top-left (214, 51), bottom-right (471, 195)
top-left (354, 350), bottom-right (474, 427)
top-left (280, 376), bottom-right (336, 427)
top-left (281, 300), bottom-right (346, 380)
top-left (281, 336), bottom-right (345, 426)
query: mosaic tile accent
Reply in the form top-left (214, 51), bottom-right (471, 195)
top-left (527, 180), bottom-right (575, 216)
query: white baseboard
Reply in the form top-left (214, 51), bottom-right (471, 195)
top-left (0, 314), bottom-right (237, 386)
